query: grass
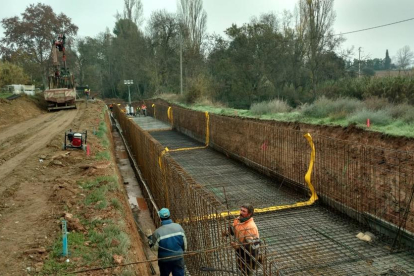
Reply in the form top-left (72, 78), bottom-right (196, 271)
top-left (42, 221), bottom-right (130, 274)
top-left (79, 176), bottom-right (118, 191)
top-left (43, 174), bottom-right (127, 274)
top-left (41, 231), bottom-right (90, 275)
top-left (175, 96), bottom-right (414, 138)
top-left (348, 109), bottom-right (392, 126)
top-left (85, 186), bottom-right (107, 206)
top-left (95, 150), bottom-right (110, 160)
top-left (81, 176), bottom-right (119, 209)
top-left (88, 224), bottom-right (130, 266)
top-left (96, 121), bottom-right (108, 139)
top-left (111, 198), bottom-right (122, 210)
top-left (0, 92), bottom-right (13, 99)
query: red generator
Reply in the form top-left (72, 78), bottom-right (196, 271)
top-left (63, 129), bottom-right (87, 150)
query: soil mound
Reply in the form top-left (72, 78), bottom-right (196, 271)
top-left (0, 94), bottom-right (46, 130)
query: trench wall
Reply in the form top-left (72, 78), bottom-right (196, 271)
top-left (147, 99), bottom-right (414, 236)
top-left (113, 106), bottom-right (244, 275)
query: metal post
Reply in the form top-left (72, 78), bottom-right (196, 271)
top-left (358, 47), bottom-right (362, 78)
top-left (128, 85), bottom-right (131, 106)
top-left (180, 32), bottom-right (183, 95)
top-left (124, 80), bottom-right (133, 108)
top-left (62, 220), bottom-right (68, 257)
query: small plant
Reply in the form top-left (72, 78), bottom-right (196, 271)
top-left (111, 198), bottom-right (121, 210)
top-left (95, 199), bottom-right (108, 210)
top-left (95, 150), bottom-right (110, 160)
top-left (85, 186), bottom-right (107, 205)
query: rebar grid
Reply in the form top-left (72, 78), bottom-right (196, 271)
top-left (151, 127), bottom-right (414, 275)
top-left (116, 104), bottom-right (414, 275)
top-left (130, 116), bottom-right (171, 131)
top-left (151, 130), bottom-right (201, 149)
top-left (151, 130), bottom-right (307, 210)
top-left (257, 207), bottom-right (414, 275)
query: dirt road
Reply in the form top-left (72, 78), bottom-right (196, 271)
top-left (0, 105), bottom-right (83, 274)
top-left (0, 109), bottom-right (79, 187)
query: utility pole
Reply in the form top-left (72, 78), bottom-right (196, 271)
top-left (180, 32), bottom-right (183, 95)
top-left (124, 79), bottom-right (133, 106)
top-left (358, 47), bottom-right (362, 78)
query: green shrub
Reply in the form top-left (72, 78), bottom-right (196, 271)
top-left (347, 109), bottom-right (392, 126)
top-left (250, 99), bottom-right (291, 115)
top-left (302, 96), bottom-right (333, 118)
top-left (184, 75), bottom-right (211, 104)
top-left (384, 103), bottom-right (412, 119)
top-left (330, 97), bottom-right (364, 118)
top-left (402, 108), bottom-right (414, 124)
top-left (363, 96), bottom-right (389, 111)
top-left (301, 97), bottom-right (363, 118)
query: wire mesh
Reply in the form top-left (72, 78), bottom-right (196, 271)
top-left (114, 103), bottom-right (414, 275)
top-left (151, 127), bottom-right (414, 275)
top-left (151, 130), bottom-right (308, 210)
top-left (114, 106), bottom-right (238, 276)
top-left (148, 100), bottom-right (414, 239)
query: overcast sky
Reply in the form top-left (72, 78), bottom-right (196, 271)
top-left (0, 0), bottom-right (413, 61)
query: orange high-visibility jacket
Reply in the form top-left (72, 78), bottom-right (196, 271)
top-left (233, 217), bottom-right (259, 243)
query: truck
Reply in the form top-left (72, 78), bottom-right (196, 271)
top-left (44, 34), bottom-right (77, 111)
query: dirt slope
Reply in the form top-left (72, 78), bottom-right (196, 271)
top-left (0, 95), bottom-right (46, 129)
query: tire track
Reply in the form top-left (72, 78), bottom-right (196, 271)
top-left (0, 109), bottom-right (79, 181)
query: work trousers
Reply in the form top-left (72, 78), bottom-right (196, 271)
top-left (158, 258), bottom-right (185, 276)
top-left (236, 247), bottom-right (258, 276)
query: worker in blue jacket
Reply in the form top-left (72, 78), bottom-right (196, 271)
top-left (147, 208), bottom-right (187, 276)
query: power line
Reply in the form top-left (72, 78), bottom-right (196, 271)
top-left (331, 17), bottom-right (414, 37)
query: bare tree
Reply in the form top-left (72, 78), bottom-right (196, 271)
top-left (115, 0), bottom-right (143, 26)
top-left (177, 0), bottom-right (207, 52)
top-left (298, 0), bottom-right (342, 95)
top-left (395, 45), bottom-right (414, 72)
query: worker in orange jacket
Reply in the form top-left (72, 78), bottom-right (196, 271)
top-left (223, 204), bottom-right (260, 276)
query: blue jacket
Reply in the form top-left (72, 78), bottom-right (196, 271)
top-left (149, 219), bottom-right (187, 262)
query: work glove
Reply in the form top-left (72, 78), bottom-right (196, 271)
top-left (230, 241), bottom-right (240, 250)
top-left (145, 229), bottom-right (152, 238)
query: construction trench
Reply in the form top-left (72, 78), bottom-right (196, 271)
top-left (111, 100), bottom-right (414, 276)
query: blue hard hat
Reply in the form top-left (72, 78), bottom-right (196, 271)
top-left (159, 208), bottom-right (170, 219)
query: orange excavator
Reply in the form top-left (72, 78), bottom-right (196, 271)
top-left (44, 34), bottom-right (77, 111)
